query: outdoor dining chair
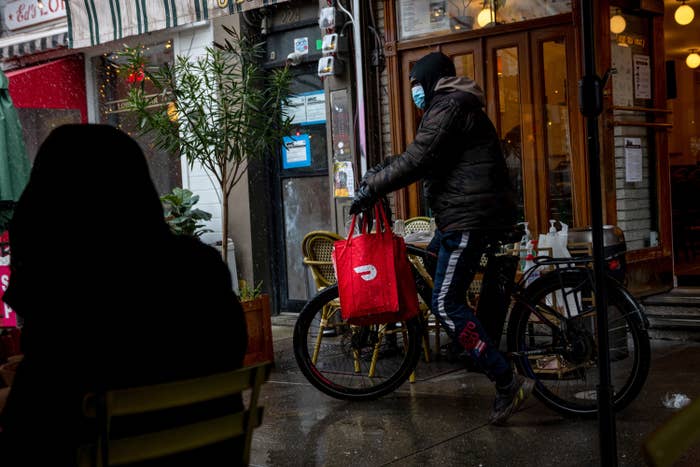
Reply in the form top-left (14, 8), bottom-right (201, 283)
top-left (77, 362), bottom-right (272, 466)
top-left (301, 231), bottom-right (343, 337)
top-left (301, 230), bottom-right (343, 292)
top-left (404, 216), bottom-right (431, 235)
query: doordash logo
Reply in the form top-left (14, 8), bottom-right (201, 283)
top-left (353, 264), bottom-right (377, 281)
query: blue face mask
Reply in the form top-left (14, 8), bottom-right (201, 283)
top-left (411, 84), bottom-right (425, 110)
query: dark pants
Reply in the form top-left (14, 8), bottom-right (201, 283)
top-left (428, 230), bottom-right (511, 382)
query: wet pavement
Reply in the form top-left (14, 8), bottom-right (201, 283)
top-left (250, 316), bottom-right (700, 466)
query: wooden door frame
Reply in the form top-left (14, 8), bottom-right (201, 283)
top-left (484, 32), bottom-right (542, 232)
top-left (440, 40), bottom-right (485, 89)
top-left (529, 26), bottom-right (589, 231)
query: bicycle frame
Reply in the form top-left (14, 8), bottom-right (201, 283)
top-left (405, 242), bottom-right (645, 360)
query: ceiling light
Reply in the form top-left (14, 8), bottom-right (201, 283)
top-left (687, 50), bottom-right (700, 69)
top-left (675, 1), bottom-right (695, 25)
top-left (610, 15), bottom-right (626, 34)
top-left (477, 7), bottom-right (494, 27)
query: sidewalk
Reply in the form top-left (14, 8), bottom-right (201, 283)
top-left (250, 314), bottom-right (700, 466)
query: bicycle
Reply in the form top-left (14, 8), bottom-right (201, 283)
top-left (293, 226), bottom-right (651, 418)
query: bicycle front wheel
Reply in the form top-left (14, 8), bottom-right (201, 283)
top-left (507, 269), bottom-right (650, 417)
top-left (293, 285), bottom-right (423, 401)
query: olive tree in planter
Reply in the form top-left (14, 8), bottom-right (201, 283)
top-left (119, 26), bottom-right (292, 263)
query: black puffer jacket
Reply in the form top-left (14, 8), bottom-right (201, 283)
top-left (364, 60), bottom-right (515, 232)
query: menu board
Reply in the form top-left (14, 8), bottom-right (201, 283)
top-left (399, 0), bottom-right (449, 39)
top-left (283, 91), bottom-right (326, 126)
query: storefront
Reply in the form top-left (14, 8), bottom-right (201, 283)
top-left (5, 56), bottom-right (88, 160)
top-left (1, 0), bottom-right (85, 161)
top-left (375, 0), bottom-right (687, 295)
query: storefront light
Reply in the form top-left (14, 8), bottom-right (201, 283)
top-left (675, 1), bottom-right (695, 26)
top-left (686, 51), bottom-right (700, 69)
top-left (610, 15), bottom-right (626, 34)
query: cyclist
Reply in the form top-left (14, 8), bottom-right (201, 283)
top-left (350, 51), bottom-right (534, 425)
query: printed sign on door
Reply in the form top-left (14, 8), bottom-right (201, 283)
top-left (0, 231), bottom-right (17, 327)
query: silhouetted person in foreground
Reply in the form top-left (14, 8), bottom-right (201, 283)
top-left (0, 124), bottom-right (247, 466)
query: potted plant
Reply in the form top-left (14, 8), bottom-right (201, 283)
top-left (238, 280), bottom-right (273, 366)
top-left (160, 187), bottom-right (213, 238)
top-left (119, 26), bottom-right (292, 264)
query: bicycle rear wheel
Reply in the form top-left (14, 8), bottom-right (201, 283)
top-left (293, 285), bottom-right (423, 401)
top-left (507, 269), bottom-right (650, 417)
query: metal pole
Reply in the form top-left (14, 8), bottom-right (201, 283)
top-left (577, 1), bottom-right (617, 465)
top-left (351, 0), bottom-right (368, 176)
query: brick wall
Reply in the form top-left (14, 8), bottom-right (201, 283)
top-left (375, 1), bottom-right (392, 161)
top-left (373, 1), bottom-right (399, 215)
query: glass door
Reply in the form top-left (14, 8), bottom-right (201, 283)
top-left (531, 27), bottom-right (583, 229)
top-left (486, 28), bottom-right (580, 233)
top-left (485, 33), bottom-right (535, 227)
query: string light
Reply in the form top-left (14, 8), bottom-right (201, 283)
top-left (687, 50), bottom-right (700, 69)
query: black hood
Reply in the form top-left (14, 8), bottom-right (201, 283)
top-left (409, 52), bottom-right (456, 106)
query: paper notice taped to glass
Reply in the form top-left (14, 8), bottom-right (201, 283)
top-left (624, 137), bottom-right (643, 183)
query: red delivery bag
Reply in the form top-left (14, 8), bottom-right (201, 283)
top-left (332, 203), bottom-right (419, 326)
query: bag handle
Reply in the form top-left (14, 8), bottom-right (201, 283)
top-left (374, 202), bottom-right (392, 238)
top-left (345, 200), bottom-right (393, 246)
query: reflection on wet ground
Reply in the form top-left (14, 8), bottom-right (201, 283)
top-left (250, 321), bottom-right (700, 467)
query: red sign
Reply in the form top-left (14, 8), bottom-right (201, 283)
top-left (2, 0), bottom-right (66, 31)
top-left (0, 231), bottom-right (17, 328)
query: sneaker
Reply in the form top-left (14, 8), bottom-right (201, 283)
top-left (488, 375), bottom-right (535, 425)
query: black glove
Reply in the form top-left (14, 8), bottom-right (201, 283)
top-left (349, 183), bottom-right (377, 215)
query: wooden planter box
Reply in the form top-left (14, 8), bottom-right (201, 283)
top-left (242, 294), bottom-right (274, 366)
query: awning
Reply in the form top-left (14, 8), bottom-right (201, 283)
top-left (67, 0), bottom-right (289, 49)
top-left (5, 56), bottom-right (88, 123)
top-left (0, 27), bottom-right (69, 61)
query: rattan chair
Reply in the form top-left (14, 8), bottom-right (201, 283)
top-left (77, 362), bottom-right (272, 466)
top-left (302, 231), bottom-right (344, 338)
top-left (302, 230), bottom-right (343, 291)
top-left (404, 216), bottom-right (431, 235)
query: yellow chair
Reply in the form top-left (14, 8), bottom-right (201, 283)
top-left (77, 362), bottom-right (272, 467)
top-left (302, 230), bottom-right (343, 291)
top-left (644, 396), bottom-right (700, 467)
top-left (302, 230), bottom-right (345, 341)
top-left (404, 216), bottom-right (431, 235)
